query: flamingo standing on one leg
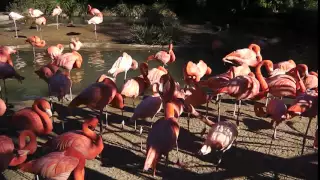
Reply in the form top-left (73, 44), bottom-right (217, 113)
top-left (52, 50), bottom-right (83, 100)
top-left (45, 117), bottom-right (104, 159)
top-left (88, 4), bottom-right (101, 16)
top-left (47, 44), bottom-right (64, 61)
top-left (0, 130), bottom-right (37, 172)
top-left (88, 12), bottom-right (103, 40)
top-left (35, 16), bottom-right (46, 33)
top-left (222, 43), bottom-right (262, 67)
top-left (147, 43), bottom-right (176, 67)
top-left (52, 5), bottom-right (62, 29)
top-left (19, 147), bottom-right (86, 180)
top-left (68, 76), bottom-right (124, 134)
top-left (8, 12), bottom-right (24, 38)
top-left (0, 62), bottom-right (25, 104)
top-left (25, 36), bottom-right (46, 59)
top-left (11, 98), bottom-right (53, 135)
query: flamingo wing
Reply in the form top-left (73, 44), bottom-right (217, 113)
top-left (131, 95), bottom-right (162, 120)
top-left (49, 72), bottom-right (72, 100)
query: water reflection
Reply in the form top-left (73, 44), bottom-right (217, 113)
top-left (34, 52), bottom-right (48, 67)
top-left (14, 53), bottom-right (27, 70)
top-left (88, 50), bottom-right (105, 72)
top-left (71, 69), bottom-right (84, 84)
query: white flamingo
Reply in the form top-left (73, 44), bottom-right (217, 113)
top-left (8, 12), bottom-right (24, 38)
top-left (28, 8), bottom-right (44, 18)
top-left (52, 6), bottom-right (62, 29)
top-left (88, 12), bottom-right (103, 40)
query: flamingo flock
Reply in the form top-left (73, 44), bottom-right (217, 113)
top-left (0, 5), bottom-right (318, 179)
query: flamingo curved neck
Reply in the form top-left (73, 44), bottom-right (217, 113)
top-left (294, 68), bottom-right (306, 94)
top-left (255, 61), bottom-right (270, 91)
top-left (18, 131), bottom-right (37, 154)
top-left (82, 123), bottom-right (98, 140)
top-left (9, 154), bottom-right (28, 166)
top-left (32, 102), bottom-right (52, 134)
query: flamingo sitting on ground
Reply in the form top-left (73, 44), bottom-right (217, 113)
top-left (52, 5), bottom-right (62, 29)
top-left (68, 76), bottom-right (124, 134)
top-left (28, 8), bottom-right (43, 18)
top-left (11, 98), bottom-right (53, 135)
top-left (0, 130), bottom-right (37, 172)
top-left (8, 12), bottom-right (24, 38)
top-left (88, 12), bottom-right (103, 40)
top-left (217, 72), bottom-right (260, 127)
top-left (0, 46), bottom-right (16, 66)
top-left (35, 16), bottom-right (46, 32)
top-left (45, 117), bottom-right (104, 159)
top-left (47, 44), bottom-right (64, 61)
top-left (199, 121), bottom-right (238, 168)
top-left (222, 44), bottom-right (262, 67)
top-left (88, 4), bottom-right (101, 16)
top-left (108, 52), bottom-right (138, 83)
top-left (25, 36), bottom-right (46, 59)
top-left (0, 62), bottom-right (25, 104)
top-left (147, 43), bottom-right (176, 66)
top-left (70, 37), bottom-right (83, 51)
top-left (19, 147), bottom-right (86, 180)
top-left (183, 60), bottom-right (212, 84)
top-left (0, 98), bottom-right (6, 116)
top-left (52, 50), bottom-right (83, 100)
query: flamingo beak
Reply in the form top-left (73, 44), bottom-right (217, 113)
top-left (45, 109), bottom-right (53, 117)
top-left (17, 149), bottom-right (30, 156)
top-left (199, 145), bottom-right (211, 155)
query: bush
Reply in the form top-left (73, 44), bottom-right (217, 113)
top-left (108, 3), bottom-right (147, 18)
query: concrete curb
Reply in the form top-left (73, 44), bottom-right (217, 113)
top-left (8, 42), bottom-right (208, 50)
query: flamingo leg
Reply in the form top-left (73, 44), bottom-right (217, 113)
top-left (272, 123), bottom-right (278, 140)
top-left (233, 102), bottom-right (237, 117)
top-left (61, 98), bottom-right (65, 130)
top-left (56, 15), bottom-right (59, 30)
top-left (13, 20), bottom-right (18, 38)
top-left (236, 100), bottom-right (241, 127)
top-left (69, 70), bottom-right (73, 100)
top-left (301, 117), bottom-right (313, 155)
top-left (36, 25), bottom-right (38, 31)
top-left (150, 113), bottom-right (157, 128)
top-left (99, 110), bottom-right (104, 135)
top-left (217, 95), bottom-right (221, 122)
top-left (187, 112), bottom-right (190, 130)
top-left (36, 175), bottom-right (39, 180)
top-left (94, 24), bottom-right (97, 40)
top-left (121, 71), bottom-right (127, 129)
top-left (3, 79), bottom-right (8, 104)
top-left (40, 26), bottom-right (42, 39)
top-left (265, 93), bottom-right (270, 107)
top-left (140, 126), bottom-right (144, 152)
top-left (202, 100), bottom-right (209, 129)
top-left (32, 46), bottom-right (35, 60)
top-left (105, 107), bottom-right (108, 129)
top-left (0, 84), bottom-right (2, 99)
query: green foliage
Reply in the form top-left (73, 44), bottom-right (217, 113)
top-left (6, 0), bottom-right (88, 17)
top-left (256, 0), bottom-right (318, 12)
top-left (107, 3), bottom-right (147, 18)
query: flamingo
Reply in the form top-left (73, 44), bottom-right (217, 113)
top-left (147, 66), bottom-right (168, 85)
top-left (52, 5), bottom-right (62, 29)
top-left (147, 43), bottom-right (176, 66)
top-left (0, 46), bottom-right (16, 66)
top-left (11, 98), bottom-right (53, 135)
top-left (52, 50), bottom-right (83, 100)
top-left (28, 8), bottom-right (44, 18)
top-left (108, 52), bottom-right (138, 83)
top-left (183, 60), bottom-right (212, 85)
top-left (222, 44), bottom-right (262, 67)
top-left (35, 16), bottom-right (46, 33)
top-left (68, 76), bottom-right (124, 134)
top-left (0, 98), bottom-right (6, 116)
top-left (47, 44), bottom-right (64, 61)
top-left (8, 12), bottom-right (24, 38)
top-left (217, 72), bottom-right (260, 127)
top-left (88, 4), bottom-right (101, 16)
top-left (88, 12), bottom-right (103, 40)
top-left (199, 121), bottom-right (238, 169)
top-left (120, 62), bottom-right (149, 108)
top-left (294, 64), bottom-right (318, 90)
top-left (19, 147), bottom-right (86, 180)
top-left (48, 70), bottom-right (72, 129)
top-left (0, 130), bottom-right (37, 172)
top-left (254, 99), bottom-right (289, 139)
top-left (271, 59), bottom-right (297, 76)
top-left (0, 62), bottom-right (25, 104)
top-left (34, 63), bottom-right (59, 83)
top-left (25, 36), bottom-right (46, 59)
top-left (69, 37), bottom-right (83, 51)
top-left (46, 117), bottom-right (104, 159)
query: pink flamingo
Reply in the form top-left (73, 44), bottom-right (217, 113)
top-left (0, 62), bottom-right (25, 104)
top-left (88, 12), bottom-right (103, 40)
top-left (12, 98), bottom-right (53, 135)
top-left (294, 64), bottom-right (318, 90)
top-left (28, 8), bottom-right (43, 18)
top-left (25, 36), bottom-right (46, 59)
top-left (52, 50), bottom-right (83, 99)
top-left (88, 4), bottom-right (101, 16)
top-left (108, 52), bottom-right (138, 83)
top-left (147, 43), bottom-right (176, 66)
top-left (52, 5), bottom-right (62, 29)
top-left (217, 72), bottom-right (260, 127)
top-left (271, 59), bottom-right (297, 76)
top-left (223, 44), bottom-right (262, 67)
top-left (0, 130), bottom-right (37, 172)
top-left (68, 76), bottom-right (124, 134)
top-left (199, 121), bottom-right (238, 169)
top-left (35, 16), bottom-right (46, 32)
top-left (47, 44), bottom-right (64, 61)
top-left (0, 46), bottom-right (16, 66)
top-left (183, 60), bottom-right (212, 84)
top-left (0, 98), bottom-right (6, 116)
top-left (147, 66), bottom-right (168, 85)
top-left (70, 37), bottom-right (83, 51)
top-left (19, 147), bottom-right (86, 180)
top-left (46, 117), bottom-right (104, 159)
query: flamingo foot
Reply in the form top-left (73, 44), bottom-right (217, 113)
top-left (121, 120), bottom-right (125, 129)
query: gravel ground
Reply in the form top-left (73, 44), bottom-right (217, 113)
top-left (0, 94), bottom-right (318, 180)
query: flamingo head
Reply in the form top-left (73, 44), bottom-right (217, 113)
top-left (131, 60), bottom-right (138, 70)
top-left (28, 8), bottom-right (33, 14)
top-left (84, 117), bottom-right (99, 130)
top-left (34, 98), bottom-right (52, 117)
top-left (168, 43), bottom-right (173, 51)
top-left (297, 64), bottom-right (309, 77)
top-left (183, 61), bottom-right (201, 84)
top-left (88, 4), bottom-right (92, 11)
top-left (56, 44), bottom-right (64, 51)
top-left (249, 43), bottom-right (261, 56)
